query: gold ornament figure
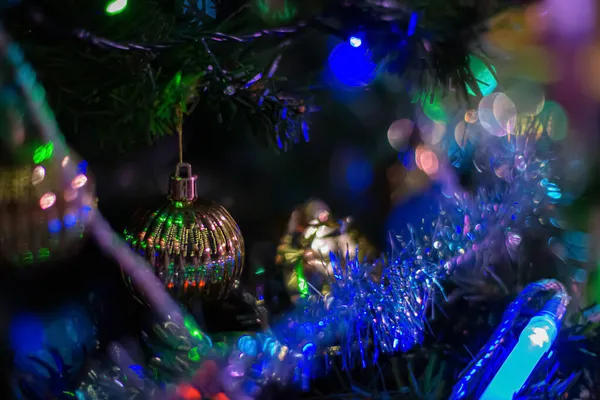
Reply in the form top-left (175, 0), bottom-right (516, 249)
top-left (276, 199), bottom-right (377, 301)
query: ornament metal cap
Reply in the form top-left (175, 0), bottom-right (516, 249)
top-left (168, 162), bottom-right (197, 202)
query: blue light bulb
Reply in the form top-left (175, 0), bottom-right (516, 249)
top-left (480, 314), bottom-right (558, 400)
top-left (328, 37), bottom-right (377, 87)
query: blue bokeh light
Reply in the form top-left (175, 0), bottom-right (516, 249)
top-left (237, 335), bottom-right (258, 357)
top-left (183, 0), bottom-right (216, 19)
top-left (302, 342), bottom-right (316, 356)
top-left (10, 313), bottom-right (45, 365)
top-left (400, 150), bottom-right (416, 170)
top-left (328, 39), bottom-right (377, 87)
top-left (10, 304), bottom-right (96, 380)
top-left (77, 160), bottom-right (88, 174)
top-left (346, 159), bottom-right (373, 193)
top-left (48, 218), bottom-right (61, 233)
top-left (64, 213), bottom-right (77, 228)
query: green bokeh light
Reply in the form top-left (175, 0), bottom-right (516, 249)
top-left (466, 56), bottom-right (497, 96)
top-left (33, 142), bottom-right (54, 164)
top-left (542, 101), bottom-right (568, 141)
top-left (188, 347), bottom-right (201, 362)
top-left (38, 248), bottom-right (50, 260)
top-left (106, 0), bottom-right (127, 15)
top-left (257, 0), bottom-right (297, 22)
top-left (184, 314), bottom-right (212, 347)
top-left (421, 93), bottom-right (447, 123)
top-left (295, 260), bottom-right (309, 297)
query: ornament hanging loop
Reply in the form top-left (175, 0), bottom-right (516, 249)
top-left (176, 105), bottom-right (184, 164)
top-left (169, 162), bottom-right (197, 202)
top-left (169, 104), bottom-right (196, 202)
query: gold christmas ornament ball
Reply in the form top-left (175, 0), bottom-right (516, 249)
top-left (0, 83), bottom-right (96, 266)
top-left (124, 163), bottom-right (244, 302)
top-left (0, 147), bottom-right (96, 266)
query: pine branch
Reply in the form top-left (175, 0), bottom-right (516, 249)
top-left (3, 0), bottom-right (525, 150)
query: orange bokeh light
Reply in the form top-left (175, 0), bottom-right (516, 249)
top-left (415, 146), bottom-right (439, 176)
top-left (176, 383), bottom-right (202, 400)
top-left (465, 109), bottom-right (478, 123)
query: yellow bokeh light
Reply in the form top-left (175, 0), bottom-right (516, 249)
top-left (509, 115), bottom-right (544, 141)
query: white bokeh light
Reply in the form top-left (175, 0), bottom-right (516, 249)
top-left (387, 119), bottom-right (414, 150)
